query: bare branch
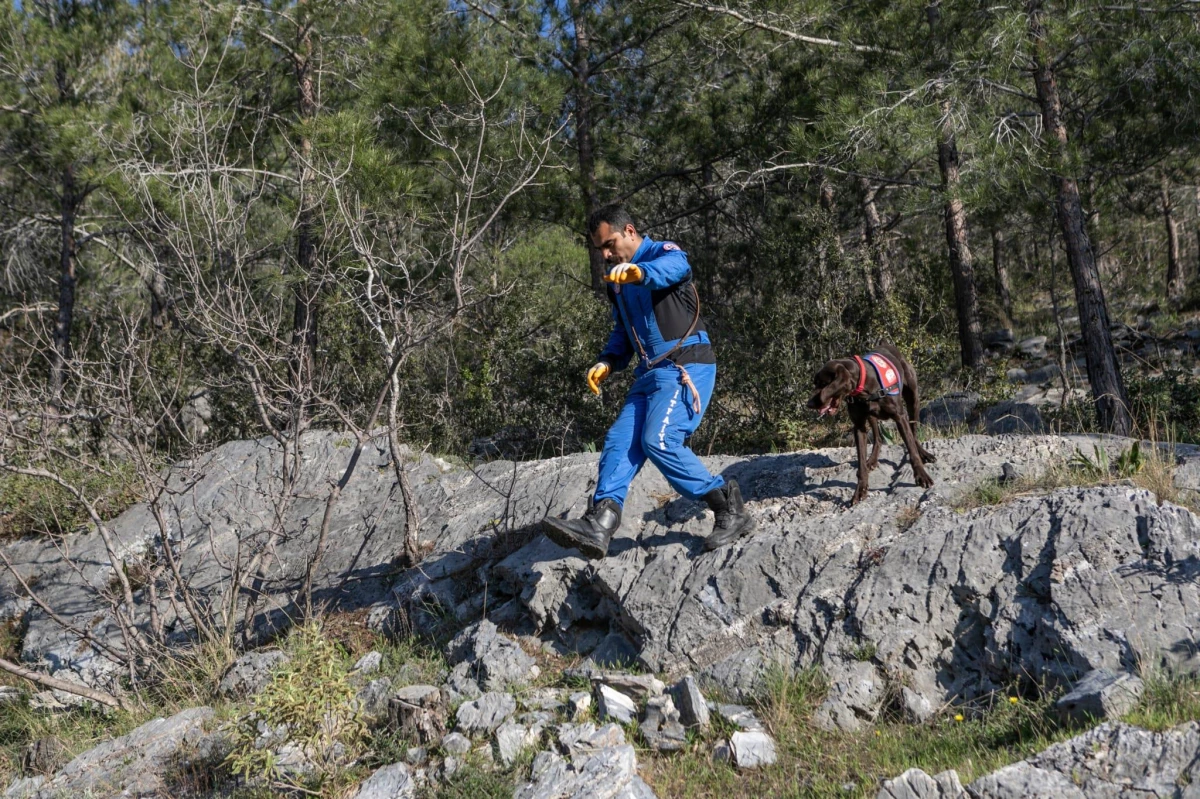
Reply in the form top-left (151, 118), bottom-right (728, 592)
top-left (673, 0), bottom-right (892, 54)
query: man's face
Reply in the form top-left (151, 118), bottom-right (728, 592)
top-left (590, 221), bottom-right (642, 265)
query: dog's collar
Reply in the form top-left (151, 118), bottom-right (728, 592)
top-left (851, 355), bottom-right (869, 396)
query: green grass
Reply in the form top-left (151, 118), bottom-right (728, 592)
top-left (1124, 673), bottom-right (1200, 731)
top-left (2, 616), bottom-right (1196, 798)
top-left (0, 459), bottom-right (144, 539)
top-left (641, 669), bottom-right (1074, 799)
top-left (430, 757), bottom-right (523, 799)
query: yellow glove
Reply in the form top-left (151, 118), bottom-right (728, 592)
top-left (603, 263), bottom-right (643, 285)
top-left (587, 362), bottom-right (612, 395)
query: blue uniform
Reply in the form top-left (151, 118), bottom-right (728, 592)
top-left (593, 237), bottom-right (724, 507)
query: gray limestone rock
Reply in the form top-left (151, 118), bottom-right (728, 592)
top-left (1054, 668), bottom-right (1144, 724)
top-left (442, 661), bottom-right (483, 704)
top-left (494, 719), bottom-right (543, 766)
top-left (983, 400), bottom-right (1045, 434)
top-left (454, 691), bottom-right (516, 736)
top-left (0, 432), bottom-right (443, 687)
top-left (217, 650), bottom-right (289, 699)
top-left (920, 393), bottom-right (980, 429)
top-left (445, 619), bottom-right (539, 692)
top-left (586, 632), bottom-right (642, 669)
top-left (6, 430), bottom-right (1200, 736)
top-left (1024, 364), bottom-right (1062, 385)
top-left (0, 597), bottom-right (31, 623)
top-left (521, 687), bottom-right (567, 713)
top-left (715, 704), bottom-right (764, 732)
top-left (556, 722), bottom-right (627, 756)
top-left (353, 761), bottom-right (415, 799)
top-left (901, 687), bottom-right (935, 725)
top-left (440, 732), bottom-right (471, 756)
top-left (18, 739), bottom-right (66, 778)
top-left (0, 687), bottom-right (21, 708)
top-left (1018, 336), bottom-right (1048, 357)
top-left (598, 672), bottom-right (666, 701)
top-left (4, 706), bottom-right (214, 799)
top-left (983, 329), bottom-right (1015, 351)
top-left (492, 538), bottom-right (590, 632)
top-left (514, 738), bottom-right (658, 799)
top-left (568, 691), bottom-right (592, 720)
top-left (815, 662), bottom-right (881, 732)
top-left (439, 755), bottom-right (461, 781)
top-left (669, 675), bottom-right (710, 731)
top-left (353, 651), bottom-right (384, 675)
top-left (641, 694), bottom-right (687, 752)
top-left (596, 684), bottom-right (638, 724)
top-left (891, 721), bottom-right (1200, 799)
top-left (357, 678), bottom-right (393, 728)
top-left (876, 768), bottom-right (965, 799)
top-left (730, 730), bottom-right (777, 769)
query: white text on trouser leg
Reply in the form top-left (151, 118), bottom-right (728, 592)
top-left (658, 390), bottom-right (680, 450)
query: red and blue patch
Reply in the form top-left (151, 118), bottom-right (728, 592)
top-left (864, 352), bottom-right (902, 396)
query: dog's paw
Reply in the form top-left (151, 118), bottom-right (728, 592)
top-left (864, 457), bottom-right (879, 472)
top-left (919, 449), bottom-right (937, 464)
top-left (916, 473), bottom-right (935, 489)
top-left (851, 485), bottom-right (869, 505)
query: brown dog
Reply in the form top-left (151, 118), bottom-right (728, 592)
top-left (807, 342), bottom-right (936, 504)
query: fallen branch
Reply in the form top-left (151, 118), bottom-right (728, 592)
top-left (0, 656), bottom-right (131, 711)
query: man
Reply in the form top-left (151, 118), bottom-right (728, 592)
top-left (541, 205), bottom-right (754, 559)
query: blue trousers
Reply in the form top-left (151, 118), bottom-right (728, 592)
top-left (594, 362), bottom-right (724, 507)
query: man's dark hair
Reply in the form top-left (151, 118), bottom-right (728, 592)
top-left (587, 204), bottom-right (636, 235)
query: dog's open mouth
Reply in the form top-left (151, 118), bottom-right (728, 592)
top-left (817, 396), bottom-right (841, 416)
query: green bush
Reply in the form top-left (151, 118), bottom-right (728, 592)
top-left (224, 623), bottom-right (367, 793)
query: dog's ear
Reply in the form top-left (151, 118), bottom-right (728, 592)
top-left (834, 362), bottom-right (852, 387)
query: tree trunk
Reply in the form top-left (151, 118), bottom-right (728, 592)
top-left (1027, 0), bottom-right (1131, 436)
top-left (927, 2), bottom-right (983, 369)
top-left (1162, 175), bottom-right (1184, 301)
top-left (51, 165), bottom-right (79, 399)
top-left (289, 19), bottom-right (319, 422)
top-left (819, 175), bottom-right (846, 257)
top-left (1194, 185), bottom-right (1200, 279)
top-left (568, 0), bottom-right (607, 296)
top-left (858, 176), bottom-right (892, 299)
top-left (992, 228), bottom-right (1012, 322)
top-left (936, 104), bottom-right (984, 369)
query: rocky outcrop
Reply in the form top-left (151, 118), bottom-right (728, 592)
top-left (5, 707), bottom-right (216, 799)
top-left (880, 721), bottom-right (1200, 798)
top-left (3, 432), bottom-right (1200, 735)
top-left (516, 723), bottom-right (658, 799)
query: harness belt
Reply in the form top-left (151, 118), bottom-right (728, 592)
top-left (615, 281), bottom-right (704, 412)
top-left (851, 352), bottom-right (902, 401)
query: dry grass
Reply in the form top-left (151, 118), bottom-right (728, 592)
top-left (954, 440), bottom-right (1190, 513)
top-left (894, 504), bottom-right (923, 532)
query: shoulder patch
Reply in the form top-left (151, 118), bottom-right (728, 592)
top-left (663, 242), bottom-right (681, 252)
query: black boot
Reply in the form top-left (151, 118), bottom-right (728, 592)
top-left (703, 478), bottom-right (755, 551)
top-left (541, 498), bottom-right (621, 559)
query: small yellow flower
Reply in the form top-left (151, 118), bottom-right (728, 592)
top-left (875, 730), bottom-right (881, 736)
top-left (1009, 696), bottom-right (1019, 705)
top-left (954, 713), bottom-right (964, 722)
